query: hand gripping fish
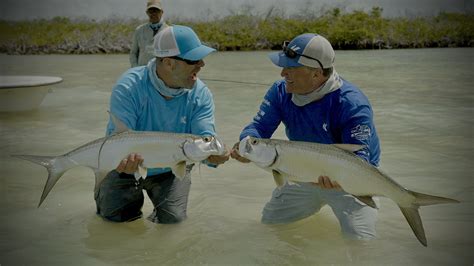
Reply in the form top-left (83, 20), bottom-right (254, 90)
top-left (238, 136), bottom-right (459, 247)
top-left (12, 115), bottom-right (226, 207)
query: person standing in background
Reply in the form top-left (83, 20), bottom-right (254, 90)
top-left (129, 0), bottom-right (168, 67)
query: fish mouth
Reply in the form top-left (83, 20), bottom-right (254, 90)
top-left (211, 136), bottom-right (226, 155)
top-left (244, 139), bottom-right (252, 154)
top-left (238, 136), bottom-right (252, 158)
top-left (182, 136), bottom-right (225, 162)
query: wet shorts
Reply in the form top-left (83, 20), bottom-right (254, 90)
top-left (261, 181), bottom-right (378, 239)
top-left (95, 166), bottom-right (192, 224)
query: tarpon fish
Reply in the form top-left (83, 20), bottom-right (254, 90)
top-left (12, 117), bottom-right (225, 207)
top-left (238, 136), bottom-right (459, 247)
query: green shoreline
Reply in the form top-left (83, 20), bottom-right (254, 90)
top-left (1, 8), bottom-right (473, 54)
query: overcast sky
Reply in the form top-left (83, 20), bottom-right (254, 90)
top-left (1, 0), bottom-right (473, 21)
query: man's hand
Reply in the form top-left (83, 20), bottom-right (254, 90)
top-left (311, 175), bottom-right (343, 190)
top-left (230, 141), bottom-right (251, 163)
top-left (116, 153), bottom-right (144, 174)
top-left (207, 145), bottom-right (231, 165)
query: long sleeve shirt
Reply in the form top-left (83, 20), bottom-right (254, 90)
top-left (107, 65), bottom-right (217, 175)
top-left (129, 22), bottom-right (168, 67)
top-left (240, 79), bottom-right (381, 166)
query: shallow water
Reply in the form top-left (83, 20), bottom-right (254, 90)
top-left (0, 49), bottom-right (473, 265)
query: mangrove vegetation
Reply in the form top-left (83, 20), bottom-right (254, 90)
top-left (0, 7), bottom-right (472, 54)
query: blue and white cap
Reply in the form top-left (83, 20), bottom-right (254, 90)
top-left (153, 25), bottom-right (216, 61)
top-left (269, 33), bottom-right (335, 69)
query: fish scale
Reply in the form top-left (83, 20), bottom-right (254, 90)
top-left (12, 130), bottom-right (225, 207)
top-left (274, 139), bottom-right (409, 200)
top-left (239, 136), bottom-right (460, 247)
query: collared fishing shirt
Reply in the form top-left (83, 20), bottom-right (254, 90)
top-left (129, 22), bottom-right (168, 67)
top-left (240, 79), bottom-right (380, 166)
top-left (107, 65), bottom-right (216, 175)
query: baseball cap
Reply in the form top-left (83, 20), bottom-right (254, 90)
top-left (153, 25), bottom-right (216, 61)
top-left (146, 0), bottom-right (162, 10)
top-left (269, 33), bottom-right (335, 69)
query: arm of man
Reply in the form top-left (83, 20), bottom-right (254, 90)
top-left (107, 78), bottom-right (141, 172)
top-left (190, 85), bottom-right (230, 166)
top-left (230, 141), bottom-right (251, 163)
top-left (339, 105), bottom-right (379, 165)
top-left (207, 145), bottom-right (231, 165)
top-left (231, 82), bottom-right (283, 163)
top-left (106, 81), bottom-right (139, 136)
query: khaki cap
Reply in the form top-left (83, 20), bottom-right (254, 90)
top-left (146, 0), bottom-right (163, 10)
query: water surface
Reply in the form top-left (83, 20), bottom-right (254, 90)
top-left (0, 48), bottom-right (473, 265)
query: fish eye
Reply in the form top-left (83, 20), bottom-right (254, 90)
top-left (203, 136), bottom-right (213, 142)
top-left (251, 139), bottom-right (259, 145)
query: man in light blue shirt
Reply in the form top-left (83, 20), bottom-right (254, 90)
top-left (96, 25), bottom-right (230, 224)
top-left (231, 33), bottom-right (380, 240)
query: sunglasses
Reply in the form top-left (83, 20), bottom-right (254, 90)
top-left (282, 41), bottom-right (324, 69)
top-left (147, 8), bottom-right (162, 14)
top-left (170, 56), bottom-right (201, 65)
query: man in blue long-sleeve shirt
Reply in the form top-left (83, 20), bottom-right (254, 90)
top-left (96, 25), bottom-right (230, 224)
top-left (231, 33), bottom-right (381, 240)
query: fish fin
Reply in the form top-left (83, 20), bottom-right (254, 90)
top-left (12, 154), bottom-right (74, 207)
top-left (272, 170), bottom-right (286, 188)
top-left (399, 206), bottom-right (427, 247)
top-left (135, 164), bottom-right (148, 179)
top-left (399, 190), bottom-right (459, 247)
top-left (333, 144), bottom-right (365, 152)
top-left (108, 111), bottom-right (130, 134)
top-left (93, 169), bottom-right (109, 193)
top-left (172, 161), bottom-right (187, 180)
top-left (354, 195), bottom-right (378, 209)
top-left (410, 190), bottom-right (460, 206)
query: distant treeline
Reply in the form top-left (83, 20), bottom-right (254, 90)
top-left (0, 7), bottom-right (473, 54)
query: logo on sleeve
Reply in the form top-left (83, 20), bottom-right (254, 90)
top-left (350, 125), bottom-right (371, 141)
top-left (254, 108), bottom-right (266, 121)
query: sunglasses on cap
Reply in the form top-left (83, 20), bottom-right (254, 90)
top-left (282, 41), bottom-right (324, 69)
top-left (170, 56), bottom-right (201, 65)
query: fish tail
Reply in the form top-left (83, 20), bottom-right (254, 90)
top-left (410, 191), bottom-right (460, 206)
top-left (399, 206), bottom-right (427, 247)
top-left (11, 154), bottom-right (75, 207)
top-left (399, 191), bottom-right (460, 247)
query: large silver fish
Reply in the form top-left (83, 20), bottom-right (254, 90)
top-left (238, 136), bottom-right (459, 247)
top-left (13, 117), bottom-right (225, 207)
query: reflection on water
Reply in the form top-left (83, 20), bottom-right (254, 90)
top-left (0, 49), bottom-right (473, 265)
